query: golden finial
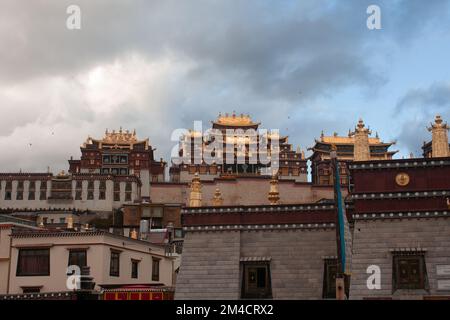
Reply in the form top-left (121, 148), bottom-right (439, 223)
top-left (38, 216), bottom-right (44, 227)
top-left (67, 215), bottom-right (74, 229)
top-left (130, 229), bottom-right (138, 239)
top-left (428, 115), bottom-right (450, 157)
top-left (189, 173), bottom-right (202, 207)
top-left (212, 188), bottom-right (223, 206)
top-left (268, 174), bottom-right (280, 205)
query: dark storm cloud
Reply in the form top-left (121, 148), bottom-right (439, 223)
top-left (0, 0), bottom-right (449, 172)
top-left (395, 83), bottom-right (450, 156)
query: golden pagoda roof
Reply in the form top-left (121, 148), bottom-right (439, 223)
top-left (212, 112), bottom-right (260, 127)
top-left (320, 135), bottom-right (382, 145)
top-left (83, 128), bottom-right (149, 149)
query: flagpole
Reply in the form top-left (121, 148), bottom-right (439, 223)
top-left (330, 145), bottom-right (346, 300)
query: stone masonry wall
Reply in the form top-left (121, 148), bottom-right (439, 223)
top-left (350, 217), bottom-right (450, 299)
top-left (175, 228), bottom-right (338, 299)
top-left (175, 231), bottom-right (241, 299)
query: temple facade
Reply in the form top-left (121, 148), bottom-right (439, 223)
top-left (175, 115), bottom-right (450, 300)
top-left (308, 119), bottom-right (397, 186)
top-left (69, 128), bottom-right (166, 198)
top-left (169, 113), bottom-right (308, 183)
top-left (0, 129), bottom-right (162, 212)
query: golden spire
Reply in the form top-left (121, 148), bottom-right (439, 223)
top-left (38, 216), bottom-right (44, 228)
top-left (351, 118), bottom-right (371, 161)
top-left (212, 188), bottom-right (223, 206)
top-left (67, 215), bottom-right (74, 229)
top-left (268, 174), bottom-right (280, 205)
top-left (189, 173), bottom-right (202, 207)
top-left (428, 115), bottom-right (450, 158)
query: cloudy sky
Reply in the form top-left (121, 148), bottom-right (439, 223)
top-left (1, 0), bottom-right (450, 175)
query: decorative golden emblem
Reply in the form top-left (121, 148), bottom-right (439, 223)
top-left (395, 173), bottom-right (410, 186)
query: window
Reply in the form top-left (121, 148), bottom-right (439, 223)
top-left (241, 262), bottom-right (272, 299)
top-left (322, 259), bottom-right (337, 299)
top-left (393, 254), bottom-right (428, 291)
top-left (125, 192), bottom-right (131, 201)
top-left (110, 251), bottom-right (120, 277)
top-left (151, 217), bottom-right (163, 229)
top-left (131, 260), bottom-right (139, 279)
top-left (87, 191), bottom-right (94, 200)
top-left (152, 258), bottom-right (160, 281)
top-left (59, 217), bottom-right (66, 224)
top-left (28, 191), bottom-right (35, 200)
top-left (16, 191), bottom-right (23, 200)
top-left (75, 191), bottom-right (82, 200)
top-left (39, 191), bottom-right (46, 200)
top-left (17, 248), bottom-right (50, 276)
top-left (22, 286), bottom-right (42, 294)
top-left (5, 191), bottom-right (11, 200)
top-left (99, 191), bottom-right (106, 200)
top-left (88, 181), bottom-right (94, 189)
top-left (29, 181), bottom-right (36, 189)
top-left (76, 181), bottom-right (82, 189)
top-left (68, 249), bottom-right (87, 268)
top-left (114, 192), bottom-right (120, 202)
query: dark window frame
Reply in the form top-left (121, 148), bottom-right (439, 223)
top-left (131, 259), bottom-right (139, 279)
top-left (322, 259), bottom-right (337, 299)
top-left (110, 250), bottom-right (121, 277)
top-left (16, 248), bottom-right (50, 277)
top-left (241, 262), bottom-right (272, 299)
top-left (393, 254), bottom-right (428, 291)
top-left (152, 258), bottom-right (160, 281)
top-left (68, 249), bottom-right (87, 269)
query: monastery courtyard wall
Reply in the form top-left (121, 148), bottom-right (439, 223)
top-left (175, 226), bottom-right (337, 299)
top-left (150, 178), bottom-right (343, 206)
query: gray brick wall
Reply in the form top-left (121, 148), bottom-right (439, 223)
top-left (175, 228), bottom-right (337, 299)
top-left (350, 217), bottom-right (450, 299)
top-left (175, 231), bottom-right (241, 299)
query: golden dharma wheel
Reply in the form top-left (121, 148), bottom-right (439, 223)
top-left (395, 172), bottom-right (410, 186)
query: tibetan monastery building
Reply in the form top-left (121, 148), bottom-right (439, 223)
top-left (176, 115), bottom-right (450, 300)
top-left (169, 112), bottom-right (308, 183)
top-left (0, 129), bottom-right (165, 213)
top-left (308, 119), bottom-right (397, 186)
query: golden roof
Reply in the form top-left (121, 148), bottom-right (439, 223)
top-left (213, 112), bottom-right (260, 127)
top-left (83, 128), bottom-right (149, 149)
top-left (320, 136), bottom-right (382, 145)
top-left (101, 128), bottom-right (138, 144)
